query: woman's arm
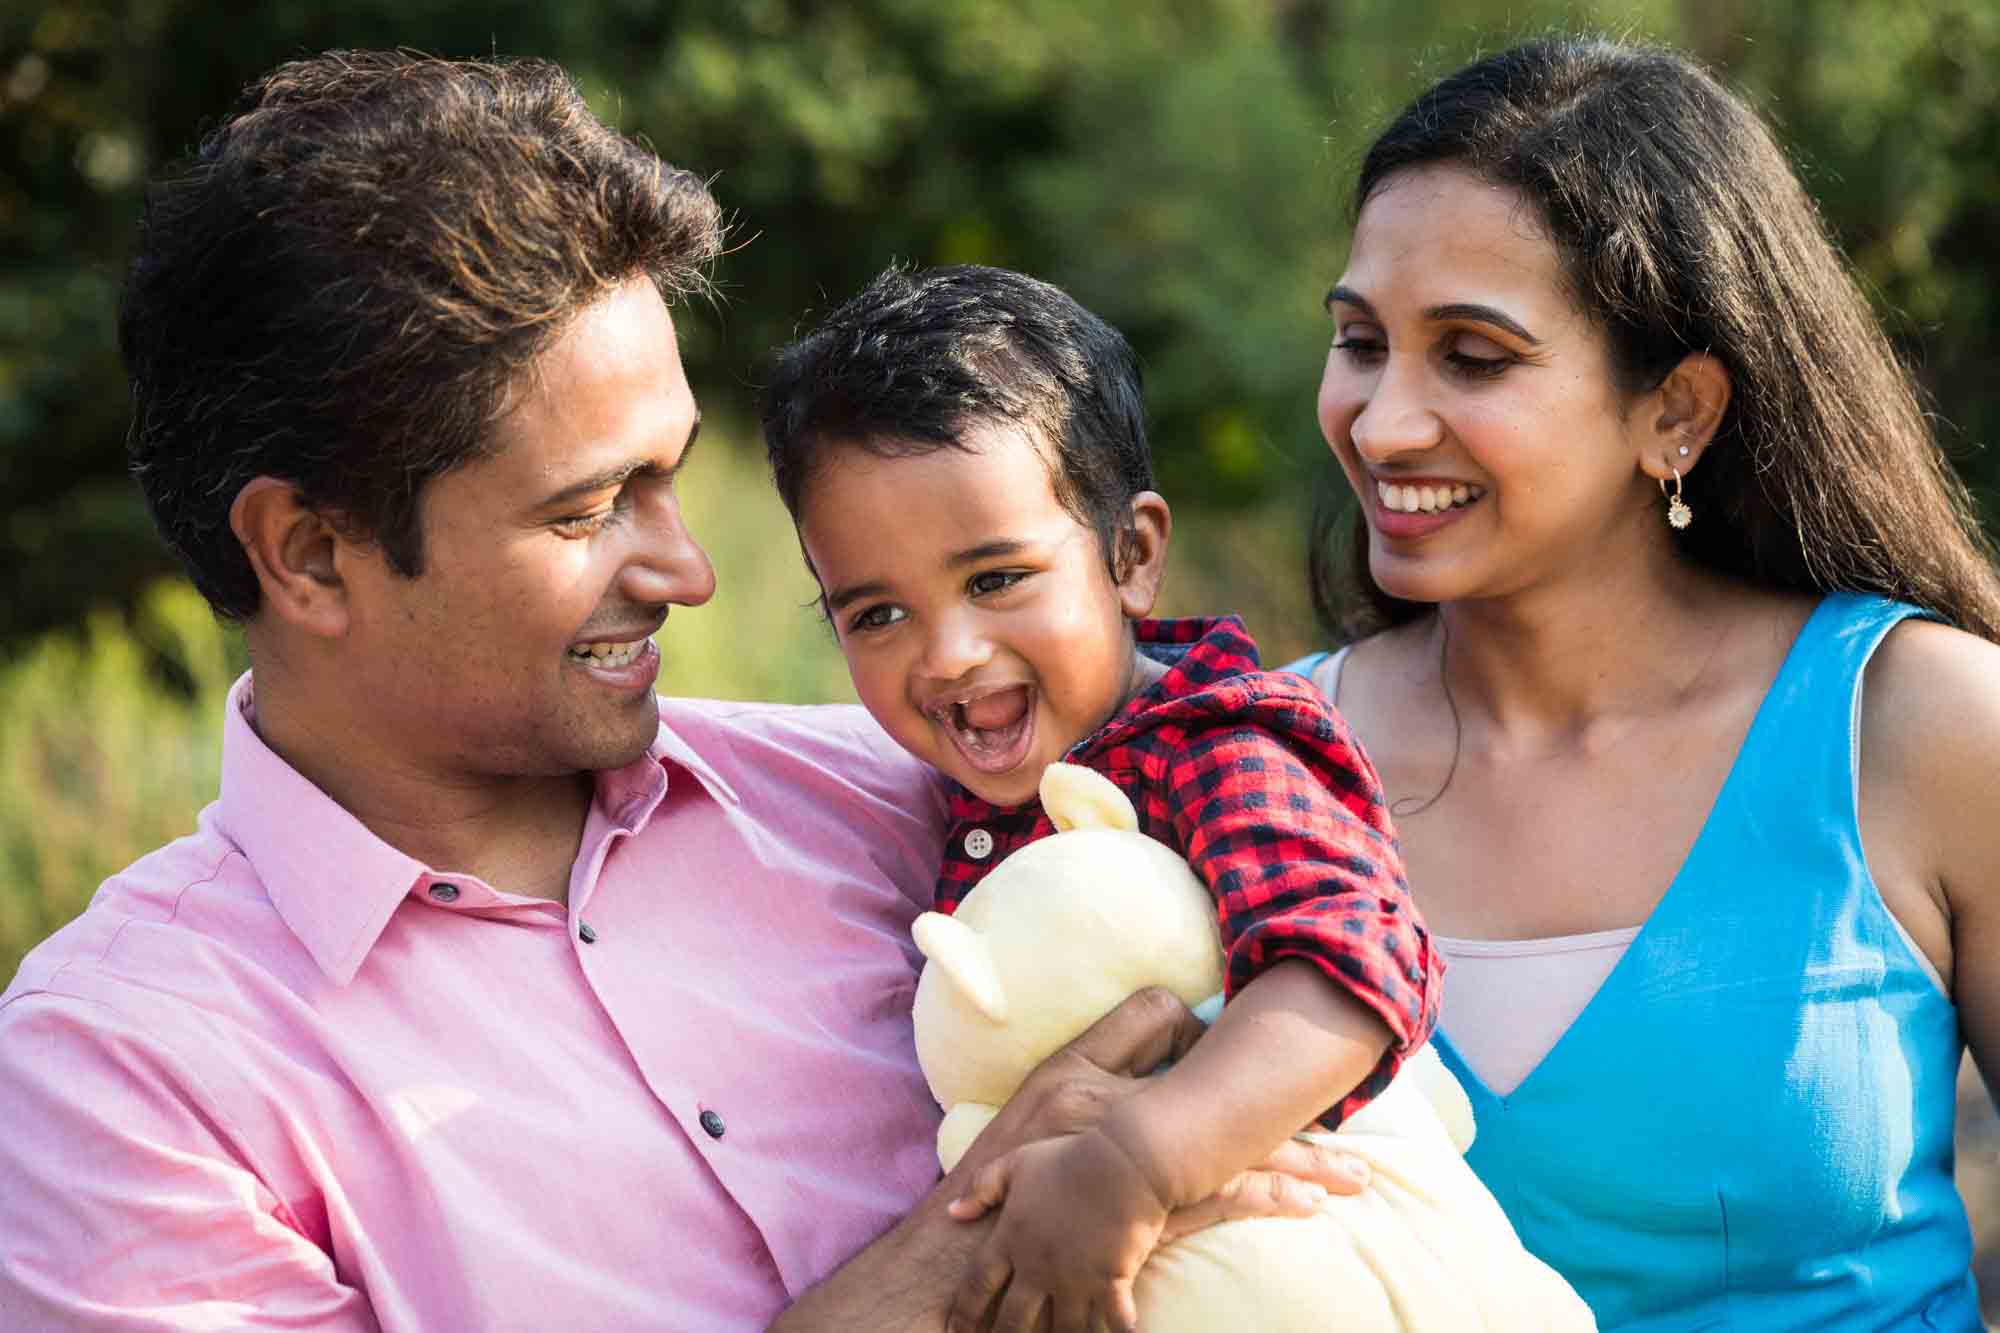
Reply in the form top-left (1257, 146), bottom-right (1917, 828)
top-left (1858, 618), bottom-right (2000, 1099)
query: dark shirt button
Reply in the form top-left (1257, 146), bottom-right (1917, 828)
top-left (578, 922), bottom-right (598, 944)
top-left (428, 883), bottom-right (460, 903)
top-left (699, 1109), bottom-right (725, 1140)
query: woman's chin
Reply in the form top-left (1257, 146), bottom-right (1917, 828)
top-left (1366, 560), bottom-right (1455, 608)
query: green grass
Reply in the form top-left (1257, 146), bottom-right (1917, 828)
top-left (0, 580), bottom-right (243, 975)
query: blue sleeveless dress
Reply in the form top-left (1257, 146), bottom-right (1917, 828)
top-left (1289, 593), bottom-right (1980, 1330)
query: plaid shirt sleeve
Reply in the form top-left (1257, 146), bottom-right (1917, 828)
top-left (1152, 683), bottom-right (1442, 1126)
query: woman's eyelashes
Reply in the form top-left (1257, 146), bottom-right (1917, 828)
top-left (1442, 329), bottom-right (1515, 379)
top-left (1333, 325), bottom-right (1517, 380)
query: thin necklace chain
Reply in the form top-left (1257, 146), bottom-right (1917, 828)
top-left (1390, 615), bottom-right (1459, 819)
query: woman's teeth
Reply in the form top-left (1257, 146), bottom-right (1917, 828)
top-left (569, 639), bottom-right (646, 668)
top-left (1377, 480), bottom-right (1484, 514)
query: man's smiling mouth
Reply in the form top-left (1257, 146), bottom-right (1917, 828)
top-left (567, 638), bottom-right (649, 668)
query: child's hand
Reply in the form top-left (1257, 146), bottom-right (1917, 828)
top-left (944, 1129), bottom-right (1169, 1333)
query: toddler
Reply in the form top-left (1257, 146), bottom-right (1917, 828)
top-left (761, 265), bottom-right (1441, 1333)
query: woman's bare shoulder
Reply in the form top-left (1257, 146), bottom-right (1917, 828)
top-left (1861, 615), bottom-right (2000, 755)
top-left (1858, 615), bottom-right (2000, 911)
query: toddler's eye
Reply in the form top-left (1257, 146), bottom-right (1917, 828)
top-left (968, 570), bottom-right (1026, 597)
top-left (848, 603), bottom-right (907, 633)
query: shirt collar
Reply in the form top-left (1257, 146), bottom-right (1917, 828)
top-left (214, 673), bottom-right (730, 985)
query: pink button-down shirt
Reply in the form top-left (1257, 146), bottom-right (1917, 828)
top-left (0, 677), bottom-right (949, 1331)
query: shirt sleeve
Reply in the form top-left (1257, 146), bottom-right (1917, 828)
top-left (1161, 704), bottom-right (1442, 1127)
top-left (0, 993), bottom-right (380, 1332)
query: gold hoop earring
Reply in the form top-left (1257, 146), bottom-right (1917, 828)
top-left (1661, 468), bottom-right (1693, 530)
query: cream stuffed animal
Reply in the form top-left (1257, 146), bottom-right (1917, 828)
top-left (911, 763), bottom-right (1596, 1333)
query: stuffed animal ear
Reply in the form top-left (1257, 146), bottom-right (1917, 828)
top-left (1040, 763), bottom-right (1139, 833)
top-left (912, 912), bottom-right (1008, 1023)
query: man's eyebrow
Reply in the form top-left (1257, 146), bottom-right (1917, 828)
top-left (1325, 286), bottom-right (1541, 346)
top-left (533, 414), bottom-right (701, 510)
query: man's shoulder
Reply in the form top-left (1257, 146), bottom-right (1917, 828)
top-left (657, 697), bottom-right (924, 778)
top-left (654, 695), bottom-right (945, 821)
top-left (2, 812), bottom-right (297, 1024)
top-left (658, 695), bottom-right (892, 746)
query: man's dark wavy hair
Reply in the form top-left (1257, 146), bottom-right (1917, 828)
top-left (121, 51), bottom-right (724, 619)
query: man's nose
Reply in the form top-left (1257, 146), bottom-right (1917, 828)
top-left (621, 501), bottom-right (716, 608)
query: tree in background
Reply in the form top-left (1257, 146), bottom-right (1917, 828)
top-left (2, 0), bottom-right (1996, 649)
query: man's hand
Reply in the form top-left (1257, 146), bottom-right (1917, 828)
top-left (947, 986), bottom-right (1204, 1176)
top-left (935, 990), bottom-right (1375, 1333)
top-left (768, 988), bottom-right (1371, 1332)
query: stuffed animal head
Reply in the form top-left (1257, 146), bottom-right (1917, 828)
top-left (911, 764), bottom-right (1225, 1134)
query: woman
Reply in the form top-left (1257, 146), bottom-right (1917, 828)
top-left (1291, 38), bottom-right (2000, 1331)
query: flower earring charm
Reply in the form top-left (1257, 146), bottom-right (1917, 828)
top-left (1661, 468), bottom-right (1693, 530)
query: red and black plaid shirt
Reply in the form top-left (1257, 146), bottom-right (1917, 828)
top-left (935, 615), bottom-right (1442, 1126)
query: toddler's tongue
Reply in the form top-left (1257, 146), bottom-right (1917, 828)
top-left (960, 688), bottom-right (1029, 733)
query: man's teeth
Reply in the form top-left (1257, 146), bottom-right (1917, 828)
top-left (570, 639), bottom-right (646, 668)
top-left (1377, 480), bottom-right (1484, 514)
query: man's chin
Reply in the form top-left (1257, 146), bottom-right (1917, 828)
top-left (580, 708), bottom-right (663, 772)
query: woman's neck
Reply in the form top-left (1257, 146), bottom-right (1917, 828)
top-left (1427, 556), bottom-right (1753, 753)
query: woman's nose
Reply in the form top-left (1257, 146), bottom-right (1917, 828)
top-left (1348, 361), bottom-right (1445, 462)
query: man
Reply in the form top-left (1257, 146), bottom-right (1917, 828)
top-left (0, 52), bottom-right (1357, 1331)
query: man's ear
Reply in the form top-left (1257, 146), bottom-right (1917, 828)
top-left (228, 477), bottom-right (354, 638)
top-left (1113, 491), bottom-right (1171, 620)
top-left (1638, 352), bottom-right (1732, 481)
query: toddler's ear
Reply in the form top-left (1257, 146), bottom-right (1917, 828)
top-left (1114, 491), bottom-right (1171, 619)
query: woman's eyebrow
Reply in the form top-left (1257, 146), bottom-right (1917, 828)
top-left (1425, 302), bottom-right (1541, 346)
top-left (1325, 285), bottom-right (1541, 346)
top-left (1326, 284), bottom-right (1373, 316)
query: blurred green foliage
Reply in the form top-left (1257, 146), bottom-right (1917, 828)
top-left (3, 0), bottom-right (1997, 648)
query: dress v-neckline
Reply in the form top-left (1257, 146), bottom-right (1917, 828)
top-left (1419, 597), bottom-right (1832, 1109)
